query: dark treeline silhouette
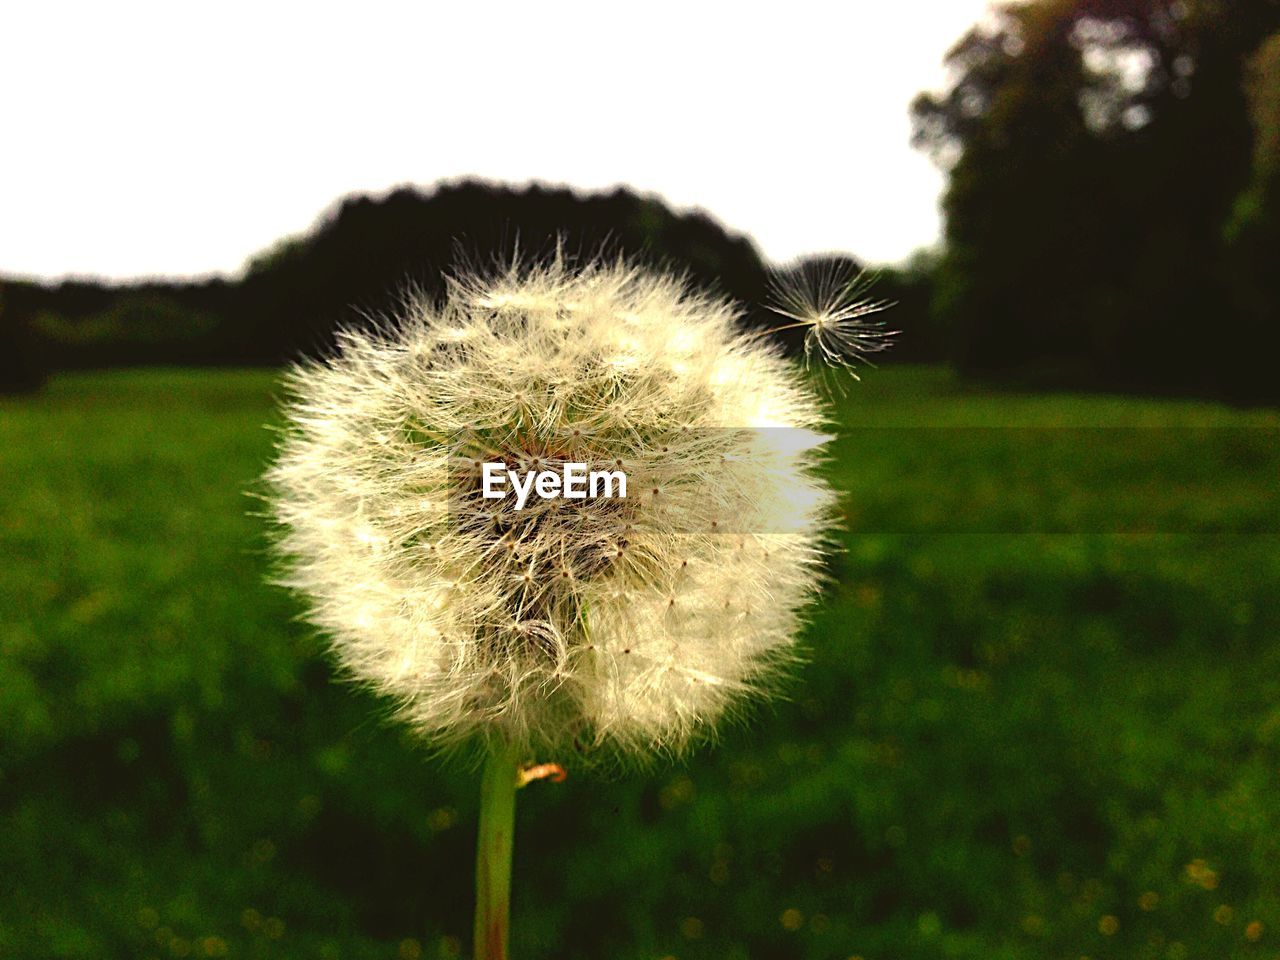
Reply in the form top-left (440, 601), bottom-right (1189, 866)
top-left (1, 182), bottom-right (927, 393)
top-left (913, 0), bottom-right (1280, 402)
top-left (3, 278), bottom-right (239, 371)
top-left (10, 0), bottom-right (1278, 403)
top-left (236, 182), bottom-right (771, 363)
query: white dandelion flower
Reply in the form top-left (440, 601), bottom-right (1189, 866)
top-left (262, 255), bottom-right (881, 959)
top-left (264, 258), bottom-right (838, 759)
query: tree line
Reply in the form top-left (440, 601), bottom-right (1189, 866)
top-left (3, 0), bottom-right (1277, 401)
top-left (0, 181), bottom-right (939, 394)
top-left (912, 0), bottom-right (1280, 402)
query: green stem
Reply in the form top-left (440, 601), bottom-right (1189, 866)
top-left (474, 741), bottom-right (520, 960)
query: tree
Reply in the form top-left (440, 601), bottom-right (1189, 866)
top-left (237, 182), bottom-right (772, 364)
top-left (2, 182), bottom-right (776, 372)
top-left (1224, 31), bottom-right (1280, 401)
top-left (913, 0), bottom-right (1280, 397)
top-left (0, 283), bottom-right (46, 394)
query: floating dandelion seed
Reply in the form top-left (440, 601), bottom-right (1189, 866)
top-left (263, 256), bottom-right (864, 959)
top-left (764, 258), bottom-right (897, 375)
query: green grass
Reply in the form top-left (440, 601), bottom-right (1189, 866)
top-left (2, 366), bottom-right (1279, 960)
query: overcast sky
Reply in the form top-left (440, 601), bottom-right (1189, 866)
top-left (3, 1), bottom-right (1000, 282)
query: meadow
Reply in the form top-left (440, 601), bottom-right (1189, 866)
top-left (2, 366), bottom-right (1279, 960)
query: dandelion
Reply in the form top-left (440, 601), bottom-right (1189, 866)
top-left (264, 257), bottom-right (851, 958)
top-left (764, 257), bottom-right (896, 374)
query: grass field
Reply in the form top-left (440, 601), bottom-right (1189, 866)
top-left (3, 366), bottom-right (1279, 960)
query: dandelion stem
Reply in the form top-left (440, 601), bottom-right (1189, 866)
top-left (474, 740), bottom-right (520, 960)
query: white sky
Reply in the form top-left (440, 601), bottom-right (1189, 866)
top-left (2, 1), bottom-right (998, 282)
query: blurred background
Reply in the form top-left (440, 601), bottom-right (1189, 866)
top-left (3, 1), bottom-right (1280, 958)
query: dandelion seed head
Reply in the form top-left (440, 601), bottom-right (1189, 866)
top-left (265, 258), bottom-right (837, 758)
